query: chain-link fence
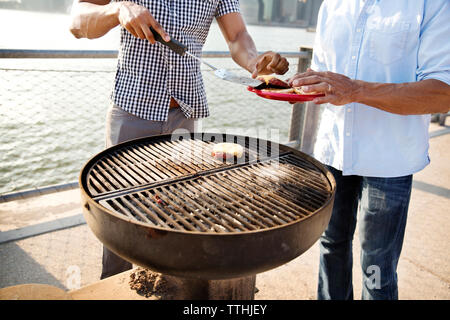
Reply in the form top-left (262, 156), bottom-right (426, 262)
top-left (0, 53), bottom-right (303, 195)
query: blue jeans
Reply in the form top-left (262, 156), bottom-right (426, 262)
top-left (318, 166), bottom-right (412, 300)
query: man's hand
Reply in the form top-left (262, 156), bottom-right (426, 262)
top-left (288, 69), bottom-right (450, 115)
top-left (216, 13), bottom-right (288, 77)
top-left (117, 1), bottom-right (169, 43)
top-left (288, 69), bottom-right (361, 105)
top-left (251, 51), bottom-right (289, 78)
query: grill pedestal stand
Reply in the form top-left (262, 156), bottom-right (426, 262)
top-left (205, 275), bottom-right (256, 299)
top-left (144, 274), bottom-right (257, 300)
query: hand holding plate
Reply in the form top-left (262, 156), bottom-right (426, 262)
top-left (288, 69), bottom-right (362, 105)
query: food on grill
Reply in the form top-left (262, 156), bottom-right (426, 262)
top-left (211, 143), bottom-right (244, 160)
top-left (254, 75), bottom-right (320, 95)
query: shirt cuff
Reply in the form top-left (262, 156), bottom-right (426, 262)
top-left (215, 0), bottom-right (240, 18)
top-left (420, 72), bottom-right (450, 86)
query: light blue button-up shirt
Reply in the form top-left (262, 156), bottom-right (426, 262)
top-left (310, 0), bottom-right (450, 177)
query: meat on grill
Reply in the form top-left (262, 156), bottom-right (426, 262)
top-left (211, 143), bottom-right (244, 160)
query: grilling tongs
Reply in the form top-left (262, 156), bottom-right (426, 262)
top-left (151, 27), bottom-right (262, 87)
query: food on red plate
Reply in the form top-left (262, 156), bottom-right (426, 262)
top-left (262, 88), bottom-right (295, 94)
top-left (254, 75), bottom-right (319, 95)
top-left (256, 75), bottom-right (291, 89)
top-left (211, 143), bottom-right (244, 160)
top-left (293, 87), bottom-right (320, 95)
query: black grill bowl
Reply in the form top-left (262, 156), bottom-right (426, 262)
top-left (79, 133), bottom-right (335, 280)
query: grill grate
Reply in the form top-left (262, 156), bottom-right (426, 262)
top-left (87, 138), bottom-right (267, 197)
top-left (95, 150), bottom-right (332, 233)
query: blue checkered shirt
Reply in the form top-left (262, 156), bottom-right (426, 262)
top-left (111, 0), bottom-right (240, 121)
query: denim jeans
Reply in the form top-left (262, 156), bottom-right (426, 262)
top-left (318, 166), bottom-right (413, 300)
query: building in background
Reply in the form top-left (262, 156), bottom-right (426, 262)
top-left (241, 0), bottom-right (323, 28)
top-left (0, 0), bottom-right (73, 13)
top-left (0, 0), bottom-right (323, 28)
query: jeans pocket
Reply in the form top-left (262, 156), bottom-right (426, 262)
top-left (368, 22), bottom-right (410, 65)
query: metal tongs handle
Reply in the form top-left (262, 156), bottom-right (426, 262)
top-left (150, 27), bottom-right (187, 56)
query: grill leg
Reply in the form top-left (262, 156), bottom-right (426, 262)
top-left (207, 275), bottom-right (256, 300)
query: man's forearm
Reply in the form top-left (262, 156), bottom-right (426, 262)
top-left (217, 12), bottom-right (288, 77)
top-left (217, 13), bottom-right (258, 73)
top-left (227, 30), bottom-right (258, 73)
top-left (70, 1), bottom-right (121, 39)
top-left (354, 79), bottom-right (450, 115)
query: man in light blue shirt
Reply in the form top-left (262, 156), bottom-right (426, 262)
top-left (290, 0), bottom-right (450, 299)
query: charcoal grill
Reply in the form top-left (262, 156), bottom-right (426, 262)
top-left (79, 133), bottom-right (335, 280)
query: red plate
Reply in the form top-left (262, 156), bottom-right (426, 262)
top-left (247, 86), bottom-right (324, 102)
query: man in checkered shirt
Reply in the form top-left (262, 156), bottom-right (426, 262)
top-left (70, 0), bottom-right (289, 279)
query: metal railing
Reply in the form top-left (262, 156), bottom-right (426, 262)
top-left (0, 49), bottom-right (309, 59)
top-left (0, 48), bottom-right (313, 197)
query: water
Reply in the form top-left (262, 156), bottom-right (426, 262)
top-left (0, 9), bottom-right (316, 195)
